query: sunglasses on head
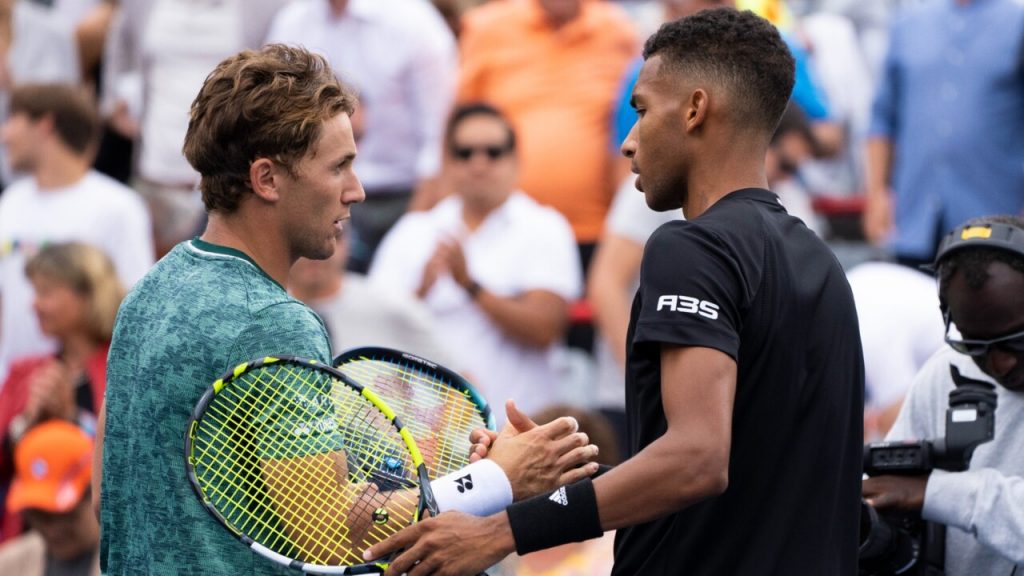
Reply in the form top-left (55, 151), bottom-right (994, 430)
top-left (451, 144), bottom-right (511, 162)
top-left (944, 313), bottom-right (1024, 357)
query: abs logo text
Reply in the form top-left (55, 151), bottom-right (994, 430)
top-left (656, 295), bottom-right (720, 320)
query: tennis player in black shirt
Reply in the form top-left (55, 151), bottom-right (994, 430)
top-left (364, 8), bottom-right (864, 575)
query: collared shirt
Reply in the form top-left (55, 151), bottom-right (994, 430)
top-left (267, 0), bottom-right (456, 191)
top-left (368, 192), bottom-right (582, 423)
top-left (458, 0), bottom-right (637, 243)
top-left (869, 0), bottom-right (1024, 261)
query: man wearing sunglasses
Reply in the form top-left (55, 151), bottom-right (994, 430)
top-left (863, 216), bottom-right (1024, 575)
top-left (369, 102), bottom-right (582, 426)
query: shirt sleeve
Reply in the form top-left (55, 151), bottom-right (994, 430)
top-left (923, 468), bottom-right (1024, 565)
top-left (514, 209), bottom-right (582, 301)
top-left (227, 301), bottom-right (342, 459)
top-left (867, 18), bottom-right (901, 139)
top-left (632, 223), bottom-right (747, 360)
top-left (107, 194), bottom-right (155, 288)
top-left (367, 215), bottom-right (432, 297)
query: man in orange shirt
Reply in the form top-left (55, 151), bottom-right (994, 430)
top-left (457, 0), bottom-right (637, 274)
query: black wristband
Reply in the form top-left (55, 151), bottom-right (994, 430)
top-left (506, 478), bottom-right (603, 555)
top-left (465, 280), bottom-right (483, 299)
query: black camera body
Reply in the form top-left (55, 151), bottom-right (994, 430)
top-left (858, 366), bottom-right (998, 576)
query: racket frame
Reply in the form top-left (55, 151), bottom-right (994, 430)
top-left (184, 355), bottom-right (438, 575)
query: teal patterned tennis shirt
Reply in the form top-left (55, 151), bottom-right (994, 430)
top-left (100, 239), bottom-right (332, 575)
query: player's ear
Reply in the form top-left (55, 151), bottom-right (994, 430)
top-left (250, 157), bottom-right (281, 203)
top-left (683, 88), bottom-right (708, 133)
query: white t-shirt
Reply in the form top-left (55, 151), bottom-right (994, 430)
top-left (369, 192), bottom-right (582, 423)
top-left (847, 261), bottom-right (945, 412)
top-left (139, 0), bottom-right (243, 184)
top-left (0, 171), bottom-right (155, 382)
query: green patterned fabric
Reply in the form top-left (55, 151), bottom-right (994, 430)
top-left (100, 239), bottom-right (332, 575)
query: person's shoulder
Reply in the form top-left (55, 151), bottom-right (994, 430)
top-left (0, 531), bottom-right (44, 571)
top-left (369, 0), bottom-right (453, 36)
top-left (507, 192), bottom-right (571, 228)
top-left (919, 346), bottom-right (989, 385)
top-left (81, 171), bottom-right (146, 208)
top-left (387, 201), bottom-right (448, 240)
top-left (0, 177), bottom-right (36, 204)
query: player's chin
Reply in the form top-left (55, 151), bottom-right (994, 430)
top-left (301, 238), bottom-right (336, 262)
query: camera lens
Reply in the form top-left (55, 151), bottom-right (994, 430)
top-left (858, 500), bottom-right (919, 575)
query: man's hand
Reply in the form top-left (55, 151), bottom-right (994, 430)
top-left (416, 247), bottom-right (448, 299)
top-left (364, 510), bottom-right (515, 576)
top-left (862, 186), bottom-right (894, 246)
top-left (863, 474), bottom-right (929, 511)
top-left (435, 238), bottom-right (472, 290)
top-left (483, 401), bottom-right (599, 500)
top-left (24, 360), bottom-right (76, 423)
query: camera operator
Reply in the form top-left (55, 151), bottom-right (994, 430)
top-left (862, 215), bottom-right (1024, 575)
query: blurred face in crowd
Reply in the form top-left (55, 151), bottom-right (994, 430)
top-left (537, 0), bottom-right (582, 27)
top-left (449, 114), bottom-right (517, 211)
top-left (946, 261), bottom-right (1024, 391)
top-left (276, 113), bottom-right (364, 262)
top-left (1, 112), bottom-right (45, 172)
top-left (22, 496), bottom-right (99, 560)
top-left (30, 272), bottom-right (88, 340)
top-left (622, 55), bottom-right (692, 212)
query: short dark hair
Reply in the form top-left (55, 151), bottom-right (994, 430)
top-left (643, 8), bottom-right (795, 134)
top-left (183, 44), bottom-right (357, 214)
top-left (444, 102), bottom-right (516, 153)
top-left (8, 83), bottom-right (100, 156)
top-left (937, 215), bottom-right (1024, 305)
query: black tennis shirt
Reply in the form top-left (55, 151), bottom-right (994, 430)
top-left (612, 189), bottom-right (863, 575)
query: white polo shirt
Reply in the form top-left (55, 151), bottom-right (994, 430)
top-left (369, 192), bottom-right (582, 423)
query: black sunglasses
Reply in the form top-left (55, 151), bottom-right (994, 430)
top-left (451, 144), bottom-right (511, 162)
top-left (944, 313), bottom-right (1024, 357)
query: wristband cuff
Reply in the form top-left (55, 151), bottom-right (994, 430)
top-left (430, 459), bottom-right (512, 517)
top-left (506, 478), bottom-right (603, 555)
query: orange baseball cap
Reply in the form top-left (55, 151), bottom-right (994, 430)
top-left (7, 420), bottom-right (93, 514)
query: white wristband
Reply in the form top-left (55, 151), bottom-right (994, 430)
top-left (429, 459), bottom-right (513, 517)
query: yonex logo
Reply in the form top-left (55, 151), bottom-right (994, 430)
top-left (455, 474), bottom-right (474, 493)
top-left (656, 295), bottom-right (720, 320)
top-left (549, 487), bottom-right (568, 506)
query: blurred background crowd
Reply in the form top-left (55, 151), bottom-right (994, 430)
top-left (0, 0), bottom-right (1020, 573)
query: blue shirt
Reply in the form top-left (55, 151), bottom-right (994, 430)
top-left (869, 0), bottom-right (1024, 261)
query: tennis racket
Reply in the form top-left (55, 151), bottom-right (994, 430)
top-left (185, 355), bottom-right (437, 574)
top-left (333, 347), bottom-right (496, 480)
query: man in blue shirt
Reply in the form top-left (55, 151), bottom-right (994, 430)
top-left (863, 0), bottom-right (1024, 266)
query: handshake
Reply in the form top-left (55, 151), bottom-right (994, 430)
top-left (430, 400), bottom-right (602, 514)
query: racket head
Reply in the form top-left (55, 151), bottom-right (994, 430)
top-left (333, 347), bottom-right (496, 480)
top-left (185, 356), bottom-right (437, 574)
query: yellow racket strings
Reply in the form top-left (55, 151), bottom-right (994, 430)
top-left (191, 362), bottom-right (420, 566)
top-left (337, 358), bottom-right (486, 479)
